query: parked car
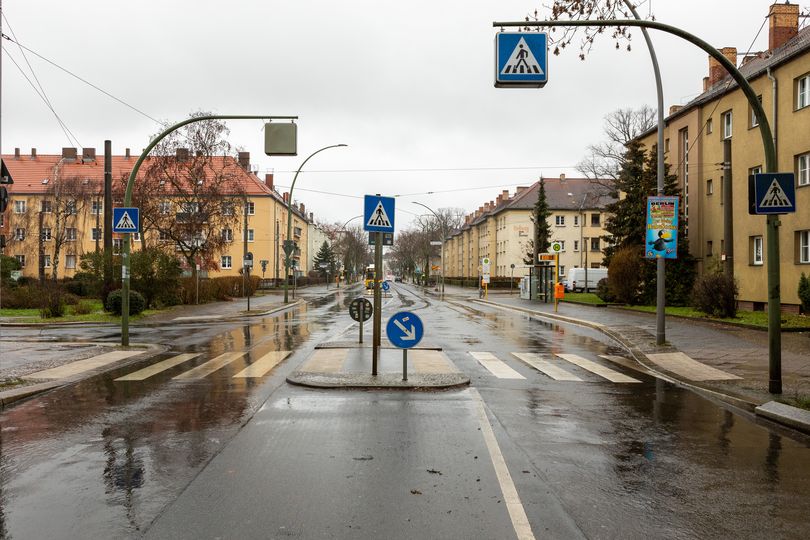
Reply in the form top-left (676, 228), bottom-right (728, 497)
top-left (567, 267), bottom-right (608, 293)
top-left (394, 276), bottom-right (403, 283)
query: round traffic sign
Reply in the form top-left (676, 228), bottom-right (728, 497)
top-left (386, 311), bottom-right (424, 349)
top-left (349, 297), bottom-right (373, 322)
top-left (550, 241), bottom-right (563, 253)
top-left (381, 281), bottom-right (390, 292)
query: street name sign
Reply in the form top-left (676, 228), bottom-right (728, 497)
top-left (364, 195), bottom-right (396, 233)
top-left (495, 32), bottom-right (548, 88)
top-left (386, 311), bottom-right (424, 349)
top-left (368, 232), bottom-right (394, 246)
top-left (112, 207), bottom-right (139, 233)
top-left (349, 297), bottom-right (373, 322)
top-left (749, 173), bottom-right (796, 215)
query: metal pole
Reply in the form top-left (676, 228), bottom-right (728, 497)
top-left (244, 194), bottom-right (250, 311)
top-left (284, 144), bottom-right (348, 304)
top-left (104, 140), bottom-right (113, 292)
top-left (402, 349), bottom-right (408, 382)
top-left (359, 301), bottom-right (364, 344)
top-left (120, 114), bottom-right (297, 346)
top-left (722, 140), bottom-right (734, 277)
top-left (494, 16), bottom-right (780, 389)
top-left (372, 230), bottom-right (383, 375)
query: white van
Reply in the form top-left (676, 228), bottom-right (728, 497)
top-left (567, 267), bottom-right (608, 293)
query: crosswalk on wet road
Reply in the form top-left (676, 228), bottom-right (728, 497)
top-left (470, 351), bottom-right (642, 383)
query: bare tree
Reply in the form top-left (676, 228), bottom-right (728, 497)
top-left (331, 224), bottom-right (370, 281)
top-left (44, 171), bottom-right (94, 280)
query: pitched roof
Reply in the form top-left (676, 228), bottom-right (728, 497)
top-left (498, 177), bottom-right (615, 213)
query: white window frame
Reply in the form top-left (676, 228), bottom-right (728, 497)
top-left (222, 228), bottom-right (233, 242)
top-left (113, 239), bottom-right (123, 255)
top-left (798, 153), bottom-right (810, 187)
top-left (65, 254), bottom-right (77, 269)
top-left (706, 118), bottom-right (713, 134)
top-left (159, 231), bottom-right (171, 242)
top-left (15, 254), bottom-right (25, 268)
top-left (42, 228), bottom-right (52, 241)
top-left (247, 229), bottom-right (255, 242)
top-left (752, 236), bottom-right (763, 266)
top-left (573, 240), bottom-right (579, 252)
top-left (91, 200), bottom-right (102, 215)
top-left (246, 201), bottom-right (255, 215)
top-left (66, 200), bottom-right (77, 215)
top-left (558, 265), bottom-right (565, 277)
top-left (92, 228), bottom-right (101, 241)
top-left (573, 215), bottom-right (579, 227)
top-left (159, 201), bottom-right (172, 215)
top-left (133, 232), bottom-right (141, 242)
top-left (41, 200), bottom-right (52, 213)
top-left (722, 111), bottom-right (733, 139)
top-left (14, 228), bottom-right (25, 241)
top-left (797, 74), bottom-right (810, 110)
top-left (14, 200), bottom-right (26, 214)
top-left (800, 230), bottom-right (810, 264)
top-left (43, 254), bottom-right (51, 268)
top-left (751, 96), bottom-right (762, 128)
top-left (707, 179), bottom-right (714, 195)
top-left (221, 255), bottom-right (232, 269)
top-left (66, 228), bottom-right (77, 241)
top-left (555, 215), bottom-right (565, 226)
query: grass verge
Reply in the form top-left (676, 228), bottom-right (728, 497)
top-left (621, 304), bottom-right (809, 330)
top-left (560, 293), bottom-right (606, 305)
top-left (1, 300), bottom-right (160, 323)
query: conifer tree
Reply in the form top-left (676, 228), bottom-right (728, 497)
top-left (527, 178), bottom-right (552, 264)
top-left (312, 241), bottom-right (336, 278)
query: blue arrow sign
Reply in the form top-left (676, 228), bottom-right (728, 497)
top-left (112, 207), bottom-right (139, 233)
top-left (381, 281), bottom-right (390, 292)
top-left (750, 173), bottom-right (796, 215)
top-left (386, 311), bottom-right (423, 349)
top-left (364, 195), bottom-right (395, 233)
top-left (495, 33), bottom-right (548, 88)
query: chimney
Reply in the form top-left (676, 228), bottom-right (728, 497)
top-left (14, 148), bottom-right (20, 159)
top-left (559, 173), bottom-right (566, 182)
top-left (125, 148), bottom-right (131, 159)
top-left (82, 147), bottom-right (96, 163)
top-left (516, 186), bottom-right (529, 195)
top-left (299, 203), bottom-right (305, 215)
top-left (769, 2), bottom-right (799, 51)
top-left (708, 47), bottom-right (737, 87)
top-left (703, 76), bottom-right (710, 92)
top-left (669, 105), bottom-right (683, 115)
top-left (238, 151), bottom-right (250, 170)
top-left (62, 147), bottom-right (77, 160)
top-left (309, 212), bottom-right (314, 222)
top-left (31, 148), bottom-right (37, 159)
top-left (283, 192), bottom-right (289, 203)
top-left (502, 189), bottom-right (510, 202)
top-left (265, 173), bottom-right (274, 189)
top-left (176, 148), bottom-right (189, 161)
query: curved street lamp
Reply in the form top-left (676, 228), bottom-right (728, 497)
top-left (413, 201), bottom-right (446, 298)
top-left (284, 144), bottom-right (348, 303)
top-left (336, 214), bottom-right (363, 286)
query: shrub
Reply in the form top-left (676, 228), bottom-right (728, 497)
top-left (0, 285), bottom-right (45, 309)
top-left (799, 273), bottom-right (810, 314)
top-left (72, 300), bottom-right (96, 315)
top-left (105, 289), bottom-right (146, 316)
top-left (39, 285), bottom-right (66, 318)
top-left (595, 278), bottom-right (616, 303)
top-left (608, 246), bottom-right (642, 305)
top-left (691, 271), bottom-right (738, 318)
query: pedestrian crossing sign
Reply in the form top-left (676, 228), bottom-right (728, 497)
top-left (495, 32), bottom-right (548, 88)
top-left (112, 207), bottom-right (140, 233)
top-left (749, 173), bottom-right (796, 215)
top-left (364, 195), bottom-right (395, 233)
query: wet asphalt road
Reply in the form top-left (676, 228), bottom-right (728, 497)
top-left (1, 283), bottom-right (810, 539)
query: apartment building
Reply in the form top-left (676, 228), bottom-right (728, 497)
top-left (0, 147), bottom-right (312, 280)
top-left (635, 2), bottom-right (810, 311)
top-left (445, 175), bottom-right (614, 280)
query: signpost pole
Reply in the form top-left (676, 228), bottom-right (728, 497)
top-left (359, 302), bottom-right (364, 344)
top-left (554, 253), bottom-right (559, 313)
top-left (403, 349), bottom-right (408, 382)
top-left (372, 230), bottom-right (383, 376)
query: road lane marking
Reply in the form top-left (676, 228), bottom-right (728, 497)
top-left (300, 349), bottom-right (348, 373)
top-left (232, 350), bottom-right (291, 378)
top-left (511, 353), bottom-right (582, 381)
top-left (27, 350), bottom-right (143, 380)
top-left (469, 352), bottom-right (526, 379)
top-left (172, 352), bottom-right (245, 380)
top-left (469, 388), bottom-right (536, 540)
top-left (598, 355), bottom-right (656, 376)
top-left (114, 353), bottom-right (200, 381)
top-left (646, 352), bottom-right (742, 381)
top-left (555, 354), bottom-right (641, 383)
top-left (410, 350), bottom-right (459, 374)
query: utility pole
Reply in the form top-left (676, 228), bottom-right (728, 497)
top-left (103, 140), bottom-right (113, 291)
top-left (372, 229), bottom-right (383, 375)
top-left (722, 139), bottom-right (734, 277)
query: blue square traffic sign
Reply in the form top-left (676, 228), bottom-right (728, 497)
top-left (364, 195), bottom-right (395, 233)
top-left (495, 32), bottom-right (548, 88)
top-left (112, 207), bottom-right (140, 233)
top-left (749, 173), bottom-right (796, 215)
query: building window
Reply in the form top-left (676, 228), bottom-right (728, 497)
top-left (41, 228), bottom-right (52, 241)
top-left (573, 215), bottom-right (579, 227)
top-left (751, 236), bottom-right (763, 266)
top-left (247, 229), bottom-right (255, 242)
top-left (222, 202), bottom-right (235, 216)
top-left (798, 153), bottom-right (810, 187)
top-left (92, 228), bottom-right (101, 241)
top-left (590, 237), bottom-right (600, 251)
top-left (41, 200), bottom-right (52, 213)
top-left (66, 200), bottom-right (77, 215)
top-left (91, 200), bottom-right (102, 215)
top-left (14, 200), bottom-right (26, 214)
top-left (159, 231), bottom-right (171, 241)
top-left (707, 179), bottom-right (713, 195)
top-left (66, 228), bottom-right (77, 241)
top-left (14, 228), bottom-right (25, 241)
top-left (750, 166), bottom-right (762, 176)
top-left (15, 255), bottom-right (25, 268)
top-left (799, 230), bottom-right (810, 264)
top-left (590, 213), bottom-right (600, 227)
top-left (247, 201), bottom-right (255, 215)
top-left (65, 255), bottom-right (76, 269)
top-left (750, 95), bottom-right (762, 127)
top-left (797, 74), bottom-right (810, 110)
top-left (43, 255), bottom-right (51, 268)
top-left (221, 255), bottom-right (232, 269)
top-left (722, 111), bottom-right (733, 139)
top-left (113, 239), bottom-right (123, 254)
top-left (664, 138), bottom-right (670, 153)
top-left (706, 118), bottom-right (713, 134)
top-left (559, 265), bottom-right (565, 277)
top-left (222, 228), bottom-right (233, 242)
top-left (133, 232), bottom-right (141, 242)
top-left (707, 240), bottom-right (713, 257)
top-left (182, 202), bottom-right (200, 214)
top-left (555, 215), bottom-right (565, 226)
top-left (159, 201), bottom-right (172, 214)
top-left (573, 240), bottom-right (579, 252)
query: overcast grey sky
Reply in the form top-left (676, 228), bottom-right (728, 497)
top-left (1, 1), bottom-right (793, 231)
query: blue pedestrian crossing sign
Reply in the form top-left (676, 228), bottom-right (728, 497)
top-left (495, 32), bottom-right (548, 88)
top-left (112, 207), bottom-right (139, 233)
top-left (364, 195), bottom-right (395, 233)
top-left (749, 173), bottom-right (796, 215)
top-left (386, 311), bottom-right (424, 349)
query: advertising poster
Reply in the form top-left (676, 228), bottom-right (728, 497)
top-left (645, 196), bottom-right (679, 259)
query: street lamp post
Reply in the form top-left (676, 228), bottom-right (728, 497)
top-left (337, 214), bottom-right (363, 286)
top-left (413, 202), bottom-right (446, 298)
top-left (283, 144), bottom-right (348, 304)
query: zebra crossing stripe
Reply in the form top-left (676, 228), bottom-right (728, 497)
top-left (27, 350), bottom-right (143, 380)
top-left (555, 354), bottom-right (641, 383)
top-left (232, 351), bottom-right (291, 378)
top-left (115, 353), bottom-right (200, 381)
top-left (172, 352), bottom-right (245, 380)
top-left (469, 352), bottom-right (525, 379)
top-left (511, 353), bottom-right (582, 381)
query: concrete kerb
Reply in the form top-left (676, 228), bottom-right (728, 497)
top-left (286, 371), bottom-right (471, 390)
top-left (472, 298), bottom-right (767, 415)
